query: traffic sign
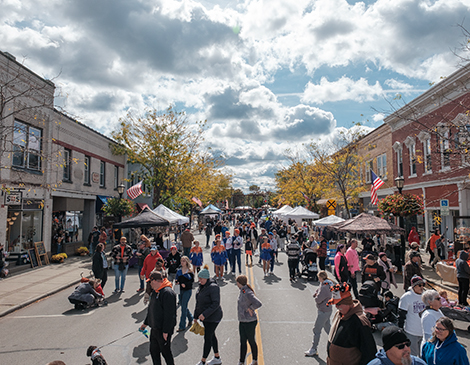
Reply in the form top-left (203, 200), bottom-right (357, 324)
top-left (327, 199), bottom-right (336, 209)
top-left (328, 208), bottom-right (336, 216)
top-left (440, 199), bottom-right (449, 216)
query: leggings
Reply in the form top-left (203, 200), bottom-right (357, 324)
top-left (202, 321), bottom-right (219, 359)
top-left (239, 320), bottom-right (258, 362)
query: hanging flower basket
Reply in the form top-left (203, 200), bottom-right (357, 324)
top-left (378, 193), bottom-right (424, 217)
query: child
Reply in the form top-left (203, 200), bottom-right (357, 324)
top-left (376, 290), bottom-right (399, 331)
top-left (190, 240), bottom-right (203, 273)
top-left (245, 236), bottom-right (253, 266)
top-left (211, 237), bottom-right (228, 279)
top-left (93, 278), bottom-right (107, 306)
top-left (260, 237), bottom-right (273, 277)
top-left (439, 290), bottom-right (452, 307)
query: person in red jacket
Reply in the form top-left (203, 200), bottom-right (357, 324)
top-left (141, 245), bottom-right (163, 281)
top-left (407, 227), bottom-right (420, 247)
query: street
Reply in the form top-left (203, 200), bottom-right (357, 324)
top-left (1, 234), bottom-right (469, 364)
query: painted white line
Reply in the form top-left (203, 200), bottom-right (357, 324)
top-left (11, 311), bottom-right (95, 319)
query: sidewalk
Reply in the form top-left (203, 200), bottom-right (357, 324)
top-left (0, 255), bottom-right (92, 317)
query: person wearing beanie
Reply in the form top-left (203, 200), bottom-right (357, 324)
top-left (366, 326), bottom-right (427, 365)
top-left (398, 275), bottom-right (426, 356)
top-left (194, 264), bottom-right (223, 365)
top-left (403, 251), bottom-right (423, 291)
top-left (326, 283), bottom-right (376, 365)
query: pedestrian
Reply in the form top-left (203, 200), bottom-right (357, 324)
top-left (286, 234), bottom-right (301, 282)
top-left (421, 316), bottom-right (469, 365)
top-left (245, 236), bottom-right (253, 267)
top-left (407, 227), bottom-right (420, 248)
top-left (403, 251), bottom-right (422, 290)
top-left (377, 252), bottom-right (397, 293)
top-left (92, 243), bottom-right (108, 289)
top-left (111, 237), bottom-right (132, 293)
top-left (455, 250), bottom-right (470, 306)
top-left (181, 228), bottom-right (194, 258)
top-left (268, 231), bottom-right (277, 274)
top-left (144, 257), bottom-right (166, 305)
top-left (205, 224), bottom-right (213, 248)
top-left (190, 241), bottom-right (203, 274)
top-left (278, 224), bottom-right (287, 251)
top-left (140, 271), bottom-right (177, 365)
top-left (136, 236), bottom-right (151, 292)
top-left (376, 291), bottom-right (399, 331)
top-left (430, 227), bottom-right (447, 268)
top-left (175, 256), bottom-right (194, 332)
top-left (366, 326), bottom-right (427, 365)
top-left (194, 265), bottom-right (224, 365)
top-left (236, 275), bottom-right (262, 365)
top-left (361, 254), bottom-right (386, 291)
top-left (211, 236), bottom-right (228, 279)
top-left (68, 278), bottom-right (104, 309)
top-left (89, 226), bottom-right (100, 256)
top-left (405, 242), bottom-right (421, 265)
top-left (141, 246), bottom-right (164, 284)
top-left (334, 244), bottom-right (349, 284)
top-left (165, 246), bottom-right (181, 283)
top-left (99, 227), bottom-right (107, 249)
top-left (232, 229), bottom-right (244, 275)
top-left (317, 236), bottom-right (328, 271)
top-left (305, 271), bottom-right (333, 357)
top-left (260, 237), bottom-right (272, 277)
top-left (345, 239), bottom-right (360, 298)
top-left (326, 283), bottom-right (377, 365)
top-left (397, 275), bottom-right (426, 356)
top-left (420, 290), bottom-right (444, 343)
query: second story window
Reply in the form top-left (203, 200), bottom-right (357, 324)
top-left (12, 120), bottom-right (42, 171)
top-left (84, 156), bottom-right (90, 185)
top-left (397, 149), bottom-right (403, 177)
top-left (365, 160), bottom-right (373, 183)
top-left (100, 161), bottom-right (106, 187)
top-left (377, 154), bottom-right (387, 179)
top-left (424, 139), bottom-right (432, 172)
top-left (63, 148), bottom-right (72, 182)
top-left (114, 165), bottom-right (119, 189)
top-left (409, 143), bottom-right (417, 176)
top-left (440, 130), bottom-right (451, 169)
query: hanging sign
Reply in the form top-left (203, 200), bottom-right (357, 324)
top-left (5, 191), bottom-right (22, 205)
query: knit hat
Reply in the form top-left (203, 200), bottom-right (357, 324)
top-left (171, 245), bottom-right (177, 251)
top-left (198, 268), bottom-right (210, 279)
top-left (382, 326), bottom-right (409, 352)
top-left (410, 275), bottom-right (425, 288)
top-left (379, 252), bottom-right (387, 258)
top-left (365, 253), bottom-right (376, 260)
top-left (328, 283), bottom-right (353, 306)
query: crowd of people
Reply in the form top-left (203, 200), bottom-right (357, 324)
top-left (64, 211), bottom-right (470, 365)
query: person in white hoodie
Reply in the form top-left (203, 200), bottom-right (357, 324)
top-left (305, 271), bottom-right (333, 357)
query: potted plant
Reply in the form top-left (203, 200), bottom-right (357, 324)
top-left (76, 247), bottom-right (89, 256)
top-left (51, 253), bottom-right (68, 263)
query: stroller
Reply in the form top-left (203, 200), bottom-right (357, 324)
top-left (300, 248), bottom-right (318, 281)
top-left (359, 280), bottom-right (383, 324)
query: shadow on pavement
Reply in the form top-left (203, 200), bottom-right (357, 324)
top-left (124, 293), bottom-right (143, 307)
top-left (290, 279), bottom-right (306, 290)
top-left (131, 307), bottom-right (147, 323)
top-left (263, 274), bottom-right (281, 285)
top-left (132, 341), bottom-right (150, 364)
top-left (172, 331), bottom-right (189, 357)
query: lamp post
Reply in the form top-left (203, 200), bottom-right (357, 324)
top-left (394, 176), bottom-right (405, 267)
top-left (117, 183), bottom-right (126, 223)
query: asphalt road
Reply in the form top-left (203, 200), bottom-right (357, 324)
top-left (1, 237), bottom-right (469, 364)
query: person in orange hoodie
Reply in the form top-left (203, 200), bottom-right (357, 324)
top-left (140, 245), bottom-right (164, 284)
top-left (140, 271), bottom-right (176, 365)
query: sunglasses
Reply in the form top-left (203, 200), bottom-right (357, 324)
top-left (434, 326), bottom-right (447, 332)
top-left (395, 341), bottom-right (411, 350)
top-left (416, 284), bottom-right (425, 287)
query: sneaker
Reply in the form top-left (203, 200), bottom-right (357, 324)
top-left (249, 361), bottom-right (258, 365)
top-left (120, 289), bottom-right (125, 293)
top-left (195, 361), bottom-right (206, 365)
top-left (207, 357), bottom-right (222, 365)
top-left (136, 288), bottom-right (144, 292)
top-left (305, 347), bottom-right (318, 357)
top-left (113, 289), bottom-right (120, 294)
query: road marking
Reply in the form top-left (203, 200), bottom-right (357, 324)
top-left (11, 311), bottom-right (95, 319)
top-left (246, 263), bottom-right (265, 365)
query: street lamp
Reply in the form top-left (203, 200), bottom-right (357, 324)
top-left (394, 176), bottom-right (405, 267)
top-left (117, 183), bottom-right (126, 222)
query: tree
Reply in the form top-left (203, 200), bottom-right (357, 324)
top-left (111, 106), bottom-right (231, 208)
top-left (102, 198), bottom-right (136, 220)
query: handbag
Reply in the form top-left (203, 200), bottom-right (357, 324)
top-left (174, 283), bottom-right (180, 295)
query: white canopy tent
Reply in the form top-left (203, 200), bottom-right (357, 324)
top-left (313, 215), bottom-right (345, 226)
top-left (272, 205), bottom-right (293, 222)
top-left (153, 204), bottom-right (189, 225)
top-left (284, 206), bottom-right (320, 225)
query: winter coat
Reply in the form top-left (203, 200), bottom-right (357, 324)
top-left (181, 230), bottom-right (194, 248)
top-left (327, 300), bottom-right (376, 365)
top-left (237, 285), bottom-right (262, 322)
top-left (92, 251), bottom-right (106, 279)
top-left (421, 331), bottom-right (470, 365)
top-left (68, 282), bottom-right (102, 305)
top-left (175, 269), bottom-right (194, 292)
top-left (194, 278), bottom-right (223, 322)
top-left (378, 296), bottom-right (399, 323)
top-left (140, 251), bottom-right (164, 279)
top-left (111, 244), bottom-right (133, 265)
top-left (317, 239), bottom-right (327, 258)
top-left (144, 282), bottom-right (177, 334)
top-left (367, 348), bottom-right (427, 365)
top-left (165, 252), bottom-right (181, 274)
top-left (361, 263), bottom-right (386, 284)
top-left (403, 261), bottom-right (422, 290)
top-left (456, 251), bottom-right (470, 279)
top-left (378, 258), bottom-right (397, 290)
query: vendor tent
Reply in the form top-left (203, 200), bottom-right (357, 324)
top-left (200, 204), bottom-right (222, 215)
top-left (285, 206), bottom-right (319, 224)
top-left (328, 213), bottom-right (404, 235)
top-left (272, 205), bottom-right (293, 216)
top-left (153, 204), bottom-right (189, 225)
top-left (313, 215), bottom-right (345, 226)
top-left (113, 207), bottom-right (170, 229)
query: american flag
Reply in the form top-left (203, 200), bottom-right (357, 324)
top-left (301, 192), bottom-right (311, 202)
top-left (127, 181), bottom-right (143, 199)
top-left (370, 170), bottom-right (384, 205)
top-left (192, 197), bottom-right (202, 207)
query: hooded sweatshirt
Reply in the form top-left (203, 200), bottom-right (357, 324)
top-left (315, 279), bottom-right (333, 313)
top-left (327, 300), bottom-right (377, 365)
top-left (456, 251), bottom-right (470, 279)
top-left (421, 331), bottom-right (470, 365)
top-left (367, 348), bottom-right (427, 365)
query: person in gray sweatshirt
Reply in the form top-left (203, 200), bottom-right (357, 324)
top-left (305, 271), bottom-right (333, 357)
top-left (456, 250), bottom-right (470, 305)
top-left (236, 275), bottom-right (262, 365)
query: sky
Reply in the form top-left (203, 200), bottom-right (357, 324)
top-left (2, 0), bottom-right (470, 192)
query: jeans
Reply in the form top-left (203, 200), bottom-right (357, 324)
top-left (137, 265), bottom-right (144, 289)
top-left (114, 264), bottom-right (129, 291)
top-left (206, 235), bottom-right (211, 247)
top-left (150, 327), bottom-right (174, 365)
top-left (226, 248), bottom-right (234, 271)
top-left (311, 310), bottom-right (331, 351)
top-left (183, 247), bottom-right (191, 258)
top-left (202, 321), bottom-right (219, 359)
top-left (233, 249), bottom-right (242, 273)
top-left (239, 321), bottom-right (258, 362)
top-left (178, 290), bottom-right (193, 330)
top-left (458, 277), bottom-right (469, 305)
top-left (270, 250), bottom-right (277, 272)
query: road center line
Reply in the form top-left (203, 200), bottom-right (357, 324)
top-left (11, 311), bottom-right (95, 319)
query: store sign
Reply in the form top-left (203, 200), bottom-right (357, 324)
top-left (5, 192), bottom-right (22, 205)
top-left (92, 172), bottom-right (100, 183)
top-left (440, 199), bottom-right (449, 216)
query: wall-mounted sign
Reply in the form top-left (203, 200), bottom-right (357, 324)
top-left (92, 172), bottom-right (100, 183)
top-left (440, 199), bottom-right (449, 216)
top-left (5, 192), bottom-right (22, 205)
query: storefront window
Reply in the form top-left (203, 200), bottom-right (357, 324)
top-left (52, 211), bottom-right (83, 244)
top-left (6, 207), bottom-right (43, 252)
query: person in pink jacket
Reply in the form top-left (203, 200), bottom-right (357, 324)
top-left (334, 244), bottom-right (348, 283)
top-left (345, 239), bottom-right (360, 298)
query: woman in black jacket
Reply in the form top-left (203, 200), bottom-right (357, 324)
top-left (194, 264), bottom-right (223, 365)
top-left (92, 243), bottom-right (108, 288)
